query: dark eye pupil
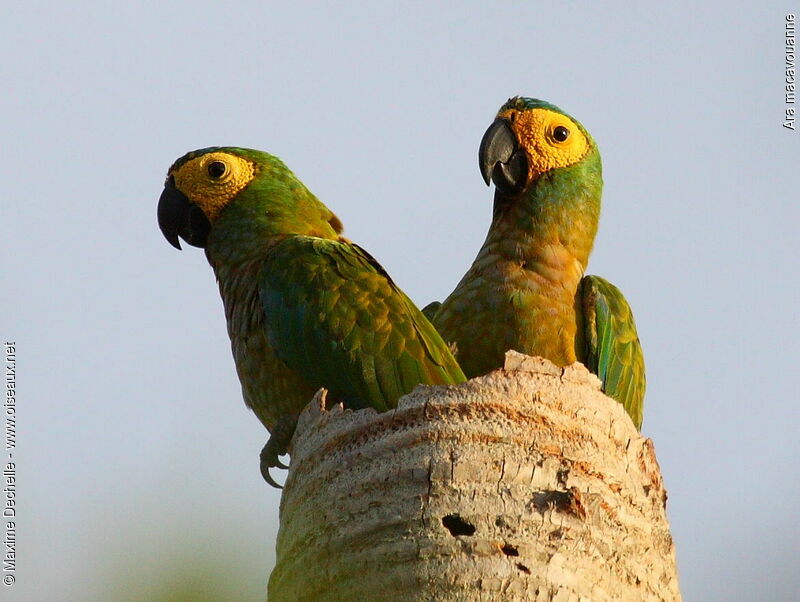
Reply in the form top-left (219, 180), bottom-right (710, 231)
top-left (207, 161), bottom-right (227, 178)
top-left (553, 126), bottom-right (570, 142)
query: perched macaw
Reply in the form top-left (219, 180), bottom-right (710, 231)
top-left (427, 98), bottom-right (645, 428)
top-left (157, 147), bottom-right (466, 486)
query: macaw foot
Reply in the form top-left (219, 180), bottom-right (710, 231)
top-left (259, 415), bottom-right (298, 488)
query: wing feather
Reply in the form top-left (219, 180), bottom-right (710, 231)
top-left (259, 236), bottom-right (466, 412)
top-left (581, 275), bottom-right (646, 429)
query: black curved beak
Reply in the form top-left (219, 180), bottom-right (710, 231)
top-left (157, 176), bottom-right (211, 249)
top-left (478, 118), bottom-right (529, 196)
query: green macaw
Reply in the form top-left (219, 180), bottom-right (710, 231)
top-left (157, 147), bottom-right (466, 486)
top-left (427, 97), bottom-right (645, 428)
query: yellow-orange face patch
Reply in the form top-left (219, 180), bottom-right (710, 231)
top-left (170, 152), bottom-right (256, 222)
top-left (498, 108), bottom-right (590, 182)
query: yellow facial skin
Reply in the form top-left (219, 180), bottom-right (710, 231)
top-left (499, 108), bottom-right (591, 183)
top-left (170, 152), bottom-right (256, 222)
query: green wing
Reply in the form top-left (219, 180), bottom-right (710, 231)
top-left (259, 236), bottom-right (466, 412)
top-left (581, 275), bottom-right (646, 429)
top-left (421, 301), bottom-right (441, 322)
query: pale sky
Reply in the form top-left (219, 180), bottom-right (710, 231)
top-left (3, 2), bottom-right (798, 600)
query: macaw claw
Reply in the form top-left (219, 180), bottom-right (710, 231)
top-left (259, 415), bottom-right (298, 488)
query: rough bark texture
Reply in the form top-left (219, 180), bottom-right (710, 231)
top-left (267, 352), bottom-right (680, 601)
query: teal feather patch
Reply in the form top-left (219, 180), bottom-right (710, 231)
top-left (581, 275), bottom-right (646, 429)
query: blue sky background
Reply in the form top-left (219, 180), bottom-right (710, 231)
top-left (3, 2), bottom-right (798, 600)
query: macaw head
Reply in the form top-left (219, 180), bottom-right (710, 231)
top-left (478, 97), bottom-right (601, 199)
top-left (157, 147), bottom-right (342, 250)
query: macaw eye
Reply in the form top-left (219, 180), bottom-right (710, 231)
top-left (552, 126), bottom-right (570, 142)
top-left (207, 161), bottom-right (228, 179)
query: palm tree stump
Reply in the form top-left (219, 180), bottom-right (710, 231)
top-left (267, 352), bottom-right (680, 601)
